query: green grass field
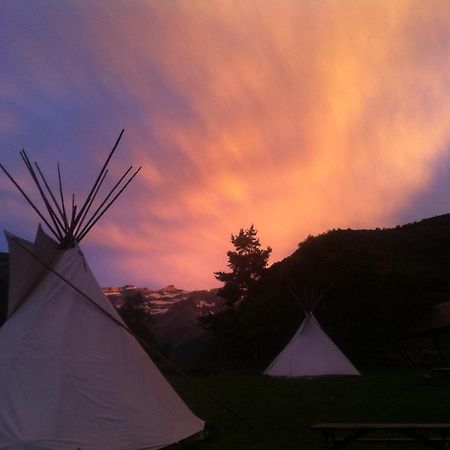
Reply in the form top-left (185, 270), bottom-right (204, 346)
top-left (167, 369), bottom-right (450, 449)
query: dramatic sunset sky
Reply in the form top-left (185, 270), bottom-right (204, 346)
top-left (1, 1), bottom-right (450, 289)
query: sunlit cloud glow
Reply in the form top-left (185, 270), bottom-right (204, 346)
top-left (1, 1), bottom-right (450, 289)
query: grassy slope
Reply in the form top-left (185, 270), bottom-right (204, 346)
top-left (168, 369), bottom-right (449, 449)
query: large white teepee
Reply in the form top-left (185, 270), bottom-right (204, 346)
top-left (0, 228), bottom-right (204, 450)
top-left (0, 134), bottom-right (204, 449)
top-left (264, 313), bottom-right (360, 377)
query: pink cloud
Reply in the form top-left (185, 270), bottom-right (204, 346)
top-left (2, 1), bottom-right (450, 289)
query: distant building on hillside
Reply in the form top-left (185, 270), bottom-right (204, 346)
top-left (122, 285), bottom-right (137, 292)
top-left (102, 287), bottom-right (120, 295)
top-left (414, 301), bottom-right (450, 334)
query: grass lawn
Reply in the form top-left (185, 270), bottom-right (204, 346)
top-left (167, 369), bottom-right (450, 449)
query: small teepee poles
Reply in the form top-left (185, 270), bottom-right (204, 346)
top-left (19, 151), bottom-right (65, 240)
top-left (76, 166), bottom-right (141, 242)
top-left (0, 129), bottom-right (140, 248)
top-left (72, 129), bottom-right (124, 230)
top-left (0, 161), bottom-right (61, 241)
top-left (57, 163), bottom-right (69, 230)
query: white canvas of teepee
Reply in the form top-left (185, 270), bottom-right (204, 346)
top-left (264, 312), bottom-right (360, 378)
top-left (0, 132), bottom-right (204, 449)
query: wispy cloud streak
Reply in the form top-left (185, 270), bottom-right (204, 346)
top-left (1, 1), bottom-right (450, 288)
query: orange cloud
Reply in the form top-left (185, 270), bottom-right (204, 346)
top-left (3, 1), bottom-right (450, 289)
top-left (78, 0), bottom-right (450, 288)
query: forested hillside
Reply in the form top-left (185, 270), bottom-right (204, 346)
top-left (1, 215), bottom-right (450, 368)
top-left (213, 214), bottom-right (450, 366)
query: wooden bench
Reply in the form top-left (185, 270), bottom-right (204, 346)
top-left (424, 368), bottom-right (450, 385)
top-left (311, 423), bottom-right (450, 449)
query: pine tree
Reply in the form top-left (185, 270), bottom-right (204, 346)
top-left (215, 225), bottom-right (272, 306)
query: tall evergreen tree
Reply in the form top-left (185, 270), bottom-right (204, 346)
top-left (215, 225), bottom-right (271, 306)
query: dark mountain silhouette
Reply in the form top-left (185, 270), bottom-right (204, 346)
top-left (1, 214), bottom-right (449, 367)
top-left (150, 289), bottom-right (224, 368)
top-left (234, 214), bottom-right (450, 366)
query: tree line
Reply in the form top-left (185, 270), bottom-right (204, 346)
top-left (1, 214), bottom-right (450, 368)
top-left (202, 215), bottom-right (450, 367)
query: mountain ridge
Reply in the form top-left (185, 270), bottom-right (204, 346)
top-left (1, 213), bottom-right (449, 367)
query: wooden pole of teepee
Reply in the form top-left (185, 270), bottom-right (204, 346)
top-left (66, 194), bottom-right (77, 246)
top-left (73, 169), bottom-right (109, 238)
top-left (1, 129), bottom-right (139, 248)
top-left (20, 150), bottom-right (65, 240)
top-left (76, 167), bottom-right (141, 243)
top-left (0, 163), bottom-right (61, 241)
top-left (288, 287), bottom-right (308, 315)
top-left (72, 129), bottom-right (125, 230)
top-left (34, 162), bottom-right (69, 234)
top-left (57, 163), bottom-right (70, 231)
top-left (75, 166), bottom-right (137, 241)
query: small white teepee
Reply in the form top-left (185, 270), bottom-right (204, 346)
top-left (0, 134), bottom-right (204, 449)
top-left (264, 312), bottom-right (360, 377)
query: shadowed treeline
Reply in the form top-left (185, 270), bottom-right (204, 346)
top-left (206, 214), bottom-right (450, 368)
top-left (1, 214), bottom-right (450, 369)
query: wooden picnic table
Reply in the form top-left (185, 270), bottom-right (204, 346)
top-left (424, 368), bottom-right (450, 384)
top-left (311, 423), bottom-right (450, 449)
top-left (430, 368), bottom-right (450, 376)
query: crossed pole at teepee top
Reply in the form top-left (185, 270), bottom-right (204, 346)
top-left (0, 129), bottom-right (141, 248)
